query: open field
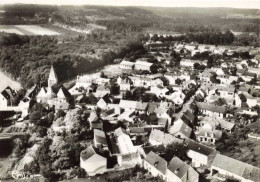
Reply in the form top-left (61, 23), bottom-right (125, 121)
top-left (0, 25), bottom-right (60, 35)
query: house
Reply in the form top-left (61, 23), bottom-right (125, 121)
top-left (36, 87), bottom-right (49, 102)
top-left (119, 100), bottom-right (148, 113)
top-left (199, 71), bottom-right (212, 83)
top-left (97, 94), bottom-right (112, 110)
top-left (196, 129), bottom-right (222, 145)
top-left (211, 154), bottom-right (260, 182)
top-left (117, 76), bottom-right (131, 91)
top-left (88, 111), bottom-right (101, 130)
top-left (134, 60), bottom-right (153, 71)
top-left (93, 129), bottom-right (108, 149)
top-left (80, 146), bottom-right (107, 176)
top-left (185, 139), bottom-right (217, 167)
top-left (95, 84), bottom-right (110, 98)
top-left (114, 127), bottom-right (141, 166)
top-left (180, 59), bottom-right (200, 68)
top-left (143, 151), bottom-right (167, 180)
top-left (0, 86), bottom-right (16, 108)
top-left (149, 129), bottom-right (183, 146)
top-left (217, 75), bottom-right (238, 85)
top-left (166, 90), bottom-right (185, 107)
top-left (151, 78), bottom-right (164, 87)
top-left (120, 60), bottom-right (135, 70)
top-left (241, 92), bottom-right (257, 108)
top-left (150, 85), bottom-right (169, 97)
top-left (181, 109), bottom-right (195, 125)
top-left (129, 76), bottom-right (152, 88)
top-left (169, 119), bottom-right (192, 139)
top-left (197, 102), bottom-right (227, 119)
top-left (167, 157), bottom-right (199, 182)
top-left (154, 107), bottom-right (172, 123)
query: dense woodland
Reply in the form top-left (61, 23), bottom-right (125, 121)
top-left (0, 32), bottom-right (146, 88)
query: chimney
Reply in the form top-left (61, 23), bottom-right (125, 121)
top-left (174, 168), bottom-right (180, 174)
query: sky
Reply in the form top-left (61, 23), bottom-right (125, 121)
top-left (0, 0), bottom-right (260, 9)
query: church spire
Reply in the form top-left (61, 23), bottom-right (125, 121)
top-left (48, 65), bottom-right (58, 89)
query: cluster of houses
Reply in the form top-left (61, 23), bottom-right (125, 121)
top-left (1, 37), bottom-right (260, 182)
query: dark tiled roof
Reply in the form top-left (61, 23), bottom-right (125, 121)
top-left (185, 139), bottom-right (215, 156)
top-left (168, 157), bottom-right (190, 179)
top-left (144, 151), bottom-right (167, 174)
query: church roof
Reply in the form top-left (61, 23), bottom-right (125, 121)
top-left (48, 65), bottom-right (58, 82)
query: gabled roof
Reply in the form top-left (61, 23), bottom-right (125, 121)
top-left (1, 86), bottom-right (15, 100)
top-left (197, 102), bottom-right (227, 114)
top-left (80, 146), bottom-right (107, 161)
top-left (94, 129), bottom-right (107, 146)
top-left (57, 85), bottom-right (71, 99)
top-left (185, 139), bottom-right (215, 156)
top-left (120, 60), bottom-right (135, 66)
top-left (147, 102), bottom-right (160, 113)
top-left (212, 154), bottom-right (260, 182)
top-left (149, 129), bottom-right (183, 145)
top-left (170, 119), bottom-right (192, 138)
top-left (154, 107), bottom-right (168, 115)
top-left (168, 157), bottom-right (191, 179)
top-left (181, 109), bottom-right (195, 124)
top-left (114, 127), bottom-right (128, 137)
top-left (135, 60), bottom-right (153, 67)
top-left (219, 119), bottom-right (235, 130)
top-left (119, 100), bottom-right (148, 111)
top-left (144, 151), bottom-right (167, 175)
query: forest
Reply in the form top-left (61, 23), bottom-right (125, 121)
top-left (0, 32), bottom-right (146, 88)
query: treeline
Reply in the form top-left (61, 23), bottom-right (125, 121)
top-left (0, 32), bottom-right (146, 88)
top-left (3, 4), bottom-right (58, 17)
top-left (150, 30), bottom-right (259, 46)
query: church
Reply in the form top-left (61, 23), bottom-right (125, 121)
top-left (36, 65), bottom-right (73, 111)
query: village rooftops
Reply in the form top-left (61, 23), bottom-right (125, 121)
top-left (212, 154), bottom-right (260, 182)
top-left (197, 102), bottom-right (227, 114)
top-left (144, 151), bottom-right (167, 175)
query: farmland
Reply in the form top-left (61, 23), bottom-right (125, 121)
top-left (0, 25), bottom-right (60, 35)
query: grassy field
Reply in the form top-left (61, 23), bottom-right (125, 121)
top-left (0, 25), bottom-right (60, 35)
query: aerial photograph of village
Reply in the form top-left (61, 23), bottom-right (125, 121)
top-left (0, 0), bottom-right (259, 181)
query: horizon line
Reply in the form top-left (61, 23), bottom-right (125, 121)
top-left (0, 3), bottom-right (260, 10)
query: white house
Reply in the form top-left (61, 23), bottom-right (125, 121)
top-left (129, 76), bottom-right (152, 88)
top-left (134, 60), bottom-right (153, 71)
top-left (120, 60), bottom-right (135, 70)
top-left (197, 102), bottom-right (227, 119)
top-left (185, 139), bottom-right (217, 168)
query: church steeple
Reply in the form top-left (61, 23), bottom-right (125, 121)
top-left (48, 65), bottom-right (58, 90)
